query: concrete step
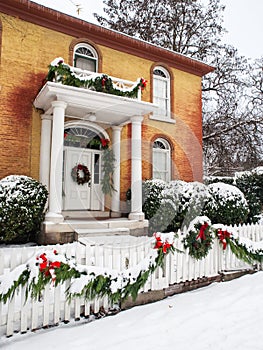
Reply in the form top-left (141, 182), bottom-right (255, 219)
top-left (62, 210), bottom-right (111, 220)
top-left (76, 227), bottom-right (130, 238)
top-left (65, 218), bottom-right (147, 230)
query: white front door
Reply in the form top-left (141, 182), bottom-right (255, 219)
top-left (63, 147), bottom-right (103, 210)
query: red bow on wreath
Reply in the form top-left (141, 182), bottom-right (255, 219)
top-left (196, 222), bottom-right (209, 240)
top-left (217, 229), bottom-right (231, 250)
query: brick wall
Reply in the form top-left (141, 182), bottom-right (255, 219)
top-left (0, 11), bottom-right (203, 191)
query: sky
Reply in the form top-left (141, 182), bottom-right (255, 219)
top-left (31, 0), bottom-right (263, 60)
top-left (2, 271), bottom-right (263, 349)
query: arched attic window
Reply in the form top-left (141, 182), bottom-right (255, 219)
top-left (152, 138), bottom-right (171, 182)
top-left (73, 43), bottom-right (98, 72)
top-left (153, 66), bottom-right (171, 118)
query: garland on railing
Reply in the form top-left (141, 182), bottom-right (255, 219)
top-left (183, 217), bottom-right (263, 263)
top-left (1, 220), bottom-right (262, 305)
top-left (0, 233), bottom-right (175, 304)
top-left (46, 57), bottom-right (147, 99)
top-left (213, 224), bottom-right (263, 264)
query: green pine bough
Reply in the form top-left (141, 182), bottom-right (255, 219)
top-left (45, 60), bottom-right (147, 99)
top-left (0, 234), bottom-right (175, 305)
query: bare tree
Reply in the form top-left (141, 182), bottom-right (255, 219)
top-left (94, 0), bottom-right (263, 175)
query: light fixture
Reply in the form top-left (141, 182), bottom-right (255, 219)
top-left (84, 112), bottom-right (96, 122)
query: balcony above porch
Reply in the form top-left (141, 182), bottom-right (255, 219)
top-left (34, 65), bottom-right (158, 125)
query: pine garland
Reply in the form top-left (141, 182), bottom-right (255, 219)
top-left (101, 147), bottom-right (116, 195)
top-left (0, 234), bottom-right (175, 305)
top-left (46, 59), bottom-right (147, 99)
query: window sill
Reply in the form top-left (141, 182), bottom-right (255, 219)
top-left (149, 116), bottom-right (176, 124)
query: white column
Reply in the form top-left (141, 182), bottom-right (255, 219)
top-left (39, 114), bottom-right (52, 190)
top-left (111, 126), bottom-right (122, 215)
top-left (45, 101), bottom-right (67, 223)
top-left (128, 116), bottom-right (144, 221)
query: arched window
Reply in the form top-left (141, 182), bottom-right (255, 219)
top-left (73, 43), bottom-right (98, 72)
top-left (152, 138), bottom-right (171, 182)
top-left (153, 66), bottom-right (171, 118)
top-left (64, 126), bottom-right (103, 149)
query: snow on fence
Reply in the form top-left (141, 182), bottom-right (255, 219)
top-left (0, 223), bottom-right (262, 338)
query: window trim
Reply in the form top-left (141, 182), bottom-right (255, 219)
top-left (69, 38), bottom-right (102, 72)
top-left (150, 63), bottom-right (175, 123)
top-left (153, 66), bottom-right (171, 118)
top-left (152, 137), bottom-right (171, 182)
top-left (73, 43), bottom-right (98, 72)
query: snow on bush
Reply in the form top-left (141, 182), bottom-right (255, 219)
top-left (0, 175), bottom-right (48, 244)
top-left (235, 173), bottom-right (263, 223)
top-left (205, 173), bottom-right (263, 224)
top-left (205, 182), bottom-right (249, 225)
top-left (145, 180), bottom-right (214, 234)
top-left (142, 179), bottom-right (167, 220)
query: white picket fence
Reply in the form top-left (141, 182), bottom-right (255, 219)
top-left (0, 223), bottom-right (262, 338)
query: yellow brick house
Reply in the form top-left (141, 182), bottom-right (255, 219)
top-left (0, 0), bottom-right (213, 243)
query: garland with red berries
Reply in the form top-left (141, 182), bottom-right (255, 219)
top-left (0, 233), bottom-right (175, 305)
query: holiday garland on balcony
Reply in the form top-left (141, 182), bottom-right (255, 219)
top-left (45, 58), bottom-right (147, 98)
top-left (0, 233), bottom-right (175, 304)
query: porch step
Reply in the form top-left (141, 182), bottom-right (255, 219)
top-left (65, 218), bottom-right (147, 230)
top-left (76, 227), bottom-right (130, 238)
top-left (62, 210), bottom-right (110, 220)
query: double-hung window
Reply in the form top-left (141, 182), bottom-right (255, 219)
top-left (152, 138), bottom-right (171, 182)
top-left (153, 66), bottom-right (171, 119)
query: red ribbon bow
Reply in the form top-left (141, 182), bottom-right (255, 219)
top-left (196, 222), bottom-right (209, 240)
top-left (154, 234), bottom-right (172, 253)
top-left (217, 229), bottom-right (231, 250)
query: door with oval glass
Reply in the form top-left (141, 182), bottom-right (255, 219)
top-left (63, 147), bottom-right (103, 210)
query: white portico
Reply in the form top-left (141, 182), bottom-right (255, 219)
top-left (34, 79), bottom-right (158, 242)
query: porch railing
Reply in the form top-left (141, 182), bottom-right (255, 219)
top-left (0, 223), bottom-right (262, 338)
top-left (57, 66), bottom-right (142, 101)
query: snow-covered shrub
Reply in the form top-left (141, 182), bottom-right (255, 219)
top-left (147, 180), bottom-right (213, 234)
top-left (235, 173), bottom-right (263, 223)
top-left (0, 175), bottom-right (48, 244)
top-left (205, 182), bottom-right (249, 225)
top-left (204, 176), bottom-right (234, 186)
top-left (142, 179), bottom-right (167, 220)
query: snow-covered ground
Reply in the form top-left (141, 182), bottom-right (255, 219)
top-left (1, 272), bottom-right (263, 350)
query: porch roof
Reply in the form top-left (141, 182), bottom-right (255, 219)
top-left (34, 82), bottom-right (159, 125)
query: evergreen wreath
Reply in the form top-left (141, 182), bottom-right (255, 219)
top-left (183, 222), bottom-right (213, 260)
top-left (71, 164), bottom-right (91, 185)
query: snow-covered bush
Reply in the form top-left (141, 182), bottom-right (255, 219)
top-left (0, 175), bottom-right (48, 244)
top-left (235, 173), bottom-right (263, 223)
top-left (205, 182), bottom-right (249, 225)
top-left (146, 180), bottom-right (213, 234)
top-left (142, 179), bottom-right (167, 220)
top-left (204, 176), bottom-right (234, 186)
